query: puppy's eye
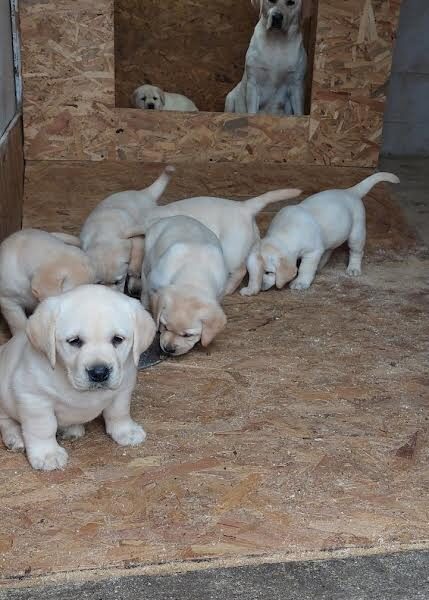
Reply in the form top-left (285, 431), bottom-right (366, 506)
top-left (183, 332), bottom-right (194, 338)
top-left (67, 337), bottom-right (83, 348)
top-left (269, 0), bottom-right (277, 3)
top-left (112, 335), bottom-right (124, 347)
top-left (141, 96), bottom-right (146, 101)
top-left (265, 271), bottom-right (274, 276)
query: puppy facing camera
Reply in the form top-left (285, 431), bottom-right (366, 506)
top-left (0, 285), bottom-right (156, 471)
top-left (131, 84), bottom-right (199, 112)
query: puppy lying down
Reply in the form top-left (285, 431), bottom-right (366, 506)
top-left (80, 166), bottom-right (174, 292)
top-left (0, 229), bottom-right (95, 335)
top-left (128, 187), bottom-right (301, 296)
top-left (131, 84), bottom-right (198, 112)
top-left (0, 285), bottom-right (156, 470)
top-left (141, 216), bottom-right (228, 356)
top-left (243, 173), bottom-right (400, 294)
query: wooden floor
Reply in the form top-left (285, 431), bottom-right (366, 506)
top-left (1, 162), bottom-right (428, 587)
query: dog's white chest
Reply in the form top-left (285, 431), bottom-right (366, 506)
top-left (55, 392), bottom-right (114, 427)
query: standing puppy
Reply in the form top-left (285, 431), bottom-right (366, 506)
top-left (80, 167), bottom-right (174, 292)
top-left (0, 285), bottom-right (156, 470)
top-left (127, 188), bottom-right (301, 295)
top-left (225, 0), bottom-right (307, 115)
top-left (142, 216), bottom-right (228, 356)
top-left (241, 173), bottom-right (400, 295)
top-left (0, 229), bottom-right (95, 334)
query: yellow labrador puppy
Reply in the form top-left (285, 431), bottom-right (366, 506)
top-left (141, 216), bottom-right (228, 356)
top-left (0, 285), bottom-right (156, 471)
top-left (131, 84), bottom-right (199, 112)
top-left (0, 229), bottom-right (95, 335)
top-left (127, 187), bottom-right (301, 295)
top-left (80, 166), bottom-right (174, 292)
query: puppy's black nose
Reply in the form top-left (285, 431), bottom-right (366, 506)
top-left (287, 0), bottom-right (295, 5)
top-left (147, 103), bottom-right (155, 109)
top-left (162, 344), bottom-right (175, 355)
top-left (271, 13), bottom-right (283, 27)
top-left (87, 364), bottom-right (111, 383)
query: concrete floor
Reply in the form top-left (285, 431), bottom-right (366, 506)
top-left (380, 157), bottom-right (429, 245)
top-left (0, 158), bottom-right (428, 597)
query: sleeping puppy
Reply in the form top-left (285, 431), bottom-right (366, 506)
top-left (0, 285), bottom-right (156, 470)
top-left (225, 0), bottom-right (307, 115)
top-left (0, 229), bottom-right (95, 335)
top-left (80, 166), bottom-right (174, 292)
top-left (131, 84), bottom-right (199, 112)
top-left (127, 188), bottom-right (301, 296)
top-left (141, 216), bottom-right (228, 356)
top-left (242, 173), bottom-right (400, 295)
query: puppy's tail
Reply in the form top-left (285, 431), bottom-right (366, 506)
top-left (50, 232), bottom-right (81, 247)
top-left (348, 172), bottom-right (400, 198)
top-left (139, 165), bottom-right (175, 205)
top-left (243, 188), bottom-right (302, 216)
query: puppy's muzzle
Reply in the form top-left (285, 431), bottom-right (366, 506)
top-left (271, 12), bottom-right (284, 29)
top-left (86, 364), bottom-right (112, 383)
top-left (161, 343), bottom-right (176, 356)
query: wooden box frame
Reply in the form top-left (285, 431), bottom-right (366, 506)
top-left (20, 0), bottom-right (400, 167)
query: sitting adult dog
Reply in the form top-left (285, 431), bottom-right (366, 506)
top-left (0, 229), bottom-right (95, 335)
top-left (241, 173), bottom-right (400, 295)
top-left (141, 216), bottom-right (228, 356)
top-left (131, 84), bottom-right (199, 112)
top-left (0, 285), bottom-right (156, 470)
top-left (80, 166), bottom-right (174, 292)
top-left (127, 188), bottom-right (301, 295)
top-left (225, 0), bottom-right (307, 115)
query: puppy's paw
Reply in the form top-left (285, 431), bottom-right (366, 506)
top-left (58, 424), bottom-right (85, 441)
top-left (28, 445), bottom-right (69, 471)
top-left (110, 421), bottom-right (146, 447)
top-left (240, 286), bottom-right (258, 297)
top-left (346, 266), bottom-right (361, 277)
top-left (3, 429), bottom-right (25, 452)
top-left (290, 280), bottom-right (311, 291)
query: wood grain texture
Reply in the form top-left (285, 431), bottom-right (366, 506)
top-left (0, 116), bottom-right (24, 242)
top-left (310, 0), bottom-right (401, 166)
top-left (19, 0), bottom-right (400, 166)
top-left (0, 160), bottom-right (426, 582)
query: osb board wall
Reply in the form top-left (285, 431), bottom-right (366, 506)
top-left (0, 116), bottom-right (23, 242)
top-left (115, 0), bottom-right (317, 114)
top-left (20, 0), bottom-right (400, 166)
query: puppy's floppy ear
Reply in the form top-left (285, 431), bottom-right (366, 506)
top-left (157, 87), bottom-right (165, 107)
top-left (26, 296), bottom-right (59, 369)
top-left (275, 257), bottom-right (298, 289)
top-left (201, 303), bottom-right (227, 347)
top-left (129, 299), bottom-right (156, 366)
top-left (31, 264), bottom-right (66, 301)
top-left (149, 291), bottom-right (164, 328)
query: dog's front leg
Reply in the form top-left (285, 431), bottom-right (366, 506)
top-left (104, 386), bottom-right (146, 447)
top-left (127, 237), bottom-right (145, 296)
top-left (240, 248), bottom-right (264, 296)
top-left (245, 79), bottom-right (260, 114)
top-left (289, 81), bottom-right (305, 116)
top-left (289, 250), bottom-right (323, 290)
top-left (225, 265), bottom-right (247, 295)
top-left (20, 397), bottom-right (68, 470)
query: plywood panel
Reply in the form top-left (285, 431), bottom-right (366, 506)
top-left (23, 161), bottom-right (415, 256)
top-left (1, 160), bottom-right (426, 583)
top-left (0, 116), bottom-right (24, 242)
top-left (19, 0), bottom-right (400, 166)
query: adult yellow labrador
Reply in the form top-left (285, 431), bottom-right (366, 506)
top-left (0, 285), bottom-right (155, 471)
